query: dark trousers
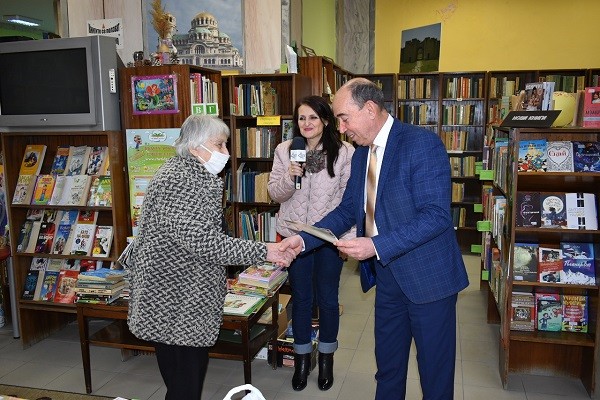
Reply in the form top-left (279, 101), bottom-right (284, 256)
top-left (154, 341), bottom-right (210, 400)
top-left (374, 262), bottom-right (458, 400)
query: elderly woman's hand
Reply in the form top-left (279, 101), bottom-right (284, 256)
top-left (265, 242), bottom-right (297, 267)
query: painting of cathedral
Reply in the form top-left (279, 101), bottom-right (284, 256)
top-left (145, 0), bottom-right (244, 71)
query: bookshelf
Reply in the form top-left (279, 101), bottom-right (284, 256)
top-left (537, 69), bottom-right (587, 93)
top-left (486, 70), bottom-right (538, 125)
top-left (396, 72), bottom-right (440, 133)
top-left (298, 56), bottom-right (353, 99)
top-left (2, 131), bottom-right (129, 347)
top-left (589, 69), bottom-right (600, 87)
top-left (487, 127), bottom-right (600, 396)
top-left (356, 73), bottom-right (398, 117)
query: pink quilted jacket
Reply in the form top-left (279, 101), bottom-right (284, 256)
top-left (268, 140), bottom-right (356, 239)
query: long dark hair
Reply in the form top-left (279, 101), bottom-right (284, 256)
top-left (291, 95), bottom-right (342, 178)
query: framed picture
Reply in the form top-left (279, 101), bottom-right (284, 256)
top-left (131, 74), bottom-right (179, 115)
top-left (302, 45), bottom-right (317, 57)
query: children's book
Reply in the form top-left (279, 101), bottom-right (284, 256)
top-left (562, 295), bottom-right (588, 333)
top-left (50, 146), bottom-right (70, 176)
top-left (53, 269), bottom-right (79, 304)
top-left (51, 223), bottom-right (72, 255)
top-left (565, 193), bottom-right (598, 230)
top-left (69, 223), bottom-right (96, 256)
top-left (223, 292), bottom-right (267, 316)
top-left (512, 243), bottom-right (538, 282)
top-left (536, 293), bottom-right (562, 332)
top-left (538, 247), bottom-right (563, 283)
top-left (87, 175), bottom-right (112, 206)
top-left (582, 87), bottom-right (600, 128)
top-left (77, 210), bottom-right (99, 225)
top-left (12, 174), bottom-right (36, 205)
top-left (48, 175), bottom-right (68, 205)
top-left (545, 141), bottom-right (574, 172)
top-left (91, 226), bottom-right (113, 258)
top-left (561, 242), bottom-right (595, 285)
top-left (61, 175), bottom-right (92, 206)
top-left (540, 193), bottom-right (567, 228)
top-left (518, 139), bottom-right (547, 172)
top-left (85, 146), bottom-right (108, 175)
top-left (515, 192), bottom-right (540, 227)
top-left (38, 270), bottom-right (60, 301)
top-left (31, 174), bottom-right (56, 205)
top-left (19, 144), bottom-right (47, 175)
top-left (510, 291), bottom-right (535, 331)
top-left (30, 257), bottom-right (49, 271)
top-left (573, 141), bottom-right (600, 172)
top-left (65, 146), bottom-right (91, 176)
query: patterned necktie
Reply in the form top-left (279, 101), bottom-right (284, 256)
top-left (365, 144), bottom-right (378, 237)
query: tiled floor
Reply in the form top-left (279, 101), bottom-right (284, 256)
top-left (0, 255), bottom-right (592, 399)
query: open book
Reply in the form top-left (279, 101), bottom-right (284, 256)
top-left (284, 220), bottom-right (338, 244)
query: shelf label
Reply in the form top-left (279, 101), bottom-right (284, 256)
top-left (471, 244), bottom-right (482, 253)
top-left (476, 220), bottom-right (492, 232)
top-left (257, 115), bottom-right (281, 126)
top-left (481, 270), bottom-right (489, 281)
top-left (499, 110), bottom-right (560, 127)
top-left (192, 103), bottom-right (219, 116)
top-left (479, 170), bottom-right (494, 181)
top-left (474, 203), bottom-right (483, 213)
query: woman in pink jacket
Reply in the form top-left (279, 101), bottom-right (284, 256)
top-left (268, 95), bottom-right (355, 392)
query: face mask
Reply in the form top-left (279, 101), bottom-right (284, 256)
top-left (199, 144), bottom-right (230, 175)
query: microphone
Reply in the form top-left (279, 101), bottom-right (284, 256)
top-left (290, 136), bottom-right (306, 189)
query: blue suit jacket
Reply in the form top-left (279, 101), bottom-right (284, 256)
top-left (301, 119), bottom-right (469, 304)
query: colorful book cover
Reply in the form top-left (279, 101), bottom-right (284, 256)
top-left (562, 295), bottom-right (588, 333)
top-left (50, 146), bottom-right (70, 176)
top-left (518, 139), bottom-right (547, 172)
top-left (19, 144), bottom-right (47, 175)
top-left (38, 270), bottom-right (60, 302)
top-left (565, 193), bottom-right (598, 230)
top-left (223, 292), bottom-right (267, 316)
top-left (53, 269), bottom-right (79, 304)
top-left (30, 257), bottom-right (49, 271)
top-left (561, 242), bottom-right (595, 285)
top-left (87, 175), bottom-right (112, 207)
top-left (92, 225), bottom-right (113, 258)
top-left (540, 193), bottom-right (567, 228)
top-left (582, 87), bottom-right (600, 128)
top-left (85, 146), bottom-right (108, 175)
top-left (22, 270), bottom-right (42, 300)
top-left (510, 291), bottom-right (535, 331)
top-left (69, 224), bottom-right (96, 256)
top-left (524, 82), bottom-right (544, 111)
top-left (65, 146), bottom-right (91, 176)
top-left (536, 293), bottom-right (562, 332)
top-left (77, 210), bottom-right (99, 225)
top-left (12, 174), bottom-right (36, 205)
top-left (512, 243), bottom-right (538, 282)
top-left (34, 222), bottom-right (56, 254)
top-left (51, 223), bottom-right (72, 255)
top-left (31, 174), bottom-right (56, 205)
top-left (538, 247), bottom-right (563, 283)
top-left (573, 141), bottom-right (600, 172)
top-left (515, 192), bottom-right (541, 227)
top-left (545, 141), bottom-right (574, 172)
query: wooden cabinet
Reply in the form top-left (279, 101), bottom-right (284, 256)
top-left (356, 73), bottom-right (398, 117)
top-left (488, 127), bottom-right (600, 396)
top-left (298, 56), bottom-right (352, 99)
top-left (2, 130), bottom-right (129, 347)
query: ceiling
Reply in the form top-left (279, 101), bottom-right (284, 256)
top-left (0, 0), bottom-right (59, 38)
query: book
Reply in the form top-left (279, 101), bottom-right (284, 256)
top-left (34, 222), bottom-right (56, 254)
top-left (539, 193), bottom-right (567, 228)
top-left (65, 146), bottom-right (91, 176)
top-left (92, 226), bottom-right (113, 258)
top-left (536, 293), bottom-right (562, 332)
top-left (283, 220), bottom-right (339, 244)
top-left (223, 292), bottom-right (267, 316)
top-left (562, 295), bottom-right (588, 333)
top-left (48, 175), bottom-right (69, 205)
top-left (31, 174), bottom-right (56, 205)
top-left (582, 87), bottom-right (600, 128)
top-left (85, 146), bottom-right (108, 175)
top-left (573, 141), bottom-right (600, 172)
top-left (69, 223), bottom-right (96, 256)
top-left (87, 175), bottom-right (112, 206)
top-left (517, 139), bottom-right (547, 172)
top-left (541, 81), bottom-right (555, 111)
top-left (51, 223), bottom-right (72, 255)
top-left (38, 270), bottom-right (60, 301)
top-left (77, 268), bottom-right (126, 283)
top-left (62, 175), bottom-right (92, 206)
top-left (538, 247), bottom-right (563, 283)
top-left (565, 193), bottom-right (598, 230)
top-left (22, 270), bottom-right (43, 300)
top-left (512, 243), bottom-right (538, 282)
top-left (238, 263), bottom-right (285, 288)
top-left (12, 174), bottom-right (36, 205)
top-left (510, 291), bottom-right (535, 331)
top-left (53, 269), bottom-right (80, 303)
top-left (561, 242), bottom-right (595, 285)
top-left (523, 82), bottom-right (544, 111)
top-left (77, 210), bottom-right (99, 225)
top-left (16, 221), bottom-right (34, 253)
top-left (19, 144), bottom-right (47, 175)
top-left (514, 192), bottom-right (541, 227)
top-left (47, 259), bottom-right (66, 272)
top-left (50, 146), bottom-right (70, 176)
top-left (545, 141), bottom-right (574, 172)
top-left (25, 221), bottom-right (42, 253)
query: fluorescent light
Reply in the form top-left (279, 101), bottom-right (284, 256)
top-left (4, 15), bottom-right (42, 27)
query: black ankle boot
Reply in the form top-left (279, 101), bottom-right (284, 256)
top-left (292, 353), bottom-right (311, 391)
top-left (318, 352), bottom-right (334, 390)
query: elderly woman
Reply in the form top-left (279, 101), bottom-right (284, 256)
top-left (128, 114), bottom-right (292, 399)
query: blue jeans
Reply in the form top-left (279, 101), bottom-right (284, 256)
top-left (288, 243), bottom-right (343, 354)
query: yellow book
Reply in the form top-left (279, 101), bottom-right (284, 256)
top-left (31, 174), bottom-right (56, 205)
top-left (19, 144), bottom-right (47, 175)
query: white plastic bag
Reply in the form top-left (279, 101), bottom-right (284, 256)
top-left (223, 384), bottom-right (266, 400)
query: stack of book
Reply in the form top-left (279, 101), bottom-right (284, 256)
top-left (237, 262), bottom-right (288, 292)
top-left (75, 268), bottom-right (127, 304)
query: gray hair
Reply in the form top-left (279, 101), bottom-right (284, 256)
top-left (174, 114), bottom-right (230, 157)
top-left (345, 78), bottom-right (385, 110)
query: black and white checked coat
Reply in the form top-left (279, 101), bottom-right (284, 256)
top-left (127, 156), bottom-right (267, 347)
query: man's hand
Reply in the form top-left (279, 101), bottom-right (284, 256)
top-left (335, 238), bottom-right (376, 261)
top-left (266, 242), bottom-right (295, 267)
top-left (278, 235), bottom-right (303, 258)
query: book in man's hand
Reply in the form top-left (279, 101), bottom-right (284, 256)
top-left (283, 220), bottom-right (338, 244)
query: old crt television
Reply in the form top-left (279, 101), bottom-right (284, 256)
top-left (0, 35), bottom-right (123, 132)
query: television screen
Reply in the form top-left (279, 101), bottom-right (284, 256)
top-left (0, 48), bottom-right (91, 115)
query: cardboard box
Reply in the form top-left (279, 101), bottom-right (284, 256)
top-left (267, 321), bottom-right (317, 370)
top-left (257, 293), bottom-right (290, 337)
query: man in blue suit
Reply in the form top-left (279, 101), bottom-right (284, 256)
top-left (281, 78), bottom-right (469, 399)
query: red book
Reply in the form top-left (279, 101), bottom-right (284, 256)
top-left (53, 269), bottom-right (79, 303)
top-left (582, 87), bottom-right (600, 128)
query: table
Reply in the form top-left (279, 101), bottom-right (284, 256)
top-left (76, 294), bottom-right (279, 394)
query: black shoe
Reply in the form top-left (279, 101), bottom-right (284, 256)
top-left (292, 353), bottom-right (311, 391)
top-left (318, 352), bottom-right (334, 390)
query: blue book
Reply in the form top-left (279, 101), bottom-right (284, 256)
top-left (561, 242), bottom-right (595, 285)
top-left (50, 146), bottom-right (70, 176)
top-left (573, 142), bottom-right (600, 172)
top-left (518, 139), bottom-right (547, 172)
top-left (38, 270), bottom-right (60, 301)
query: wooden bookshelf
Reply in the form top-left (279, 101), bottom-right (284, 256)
top-left (298, 56), bottom-right (352, 99)
top-left (356, 73), bottom-right (398, 117)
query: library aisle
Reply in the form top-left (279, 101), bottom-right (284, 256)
top-left (0, 256), bottom-right (592, 400)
